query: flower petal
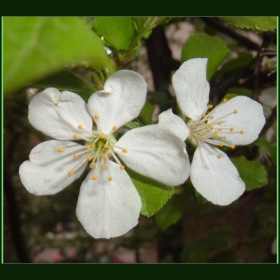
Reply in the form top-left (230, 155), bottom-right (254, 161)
top-left (76, 161), bottom-right (141, 239)
top-left (172, 58), bottom-right (210, 121)
top-left (158, 109), bottom-right (190, 141)
top-left (19, 140), bottom-right (89, 195)
top-left (208, 96), bottom-right (266, 145)
top-left (190, 142), bottom-right (245, 206)
top-left (28, 88), bottom-right (93, 140)
top-left (115, 125), bottom-right (190, 186)
top-left (87, 70), bottom-right (147, 134)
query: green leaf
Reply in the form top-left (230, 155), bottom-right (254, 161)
top-left (33, 70), bottom-right (98, 101)
top-left (138, 99), bottom-right (155, 125)
top-left (220, 17), bottom-right (277, 31)
top-left (181, 33), bottom-right (230, 80)
top-left (123, 121), bottom-right (141, 129)
top-left (231, 156), bottom-right (268, 191)
top-left (255, 137), bottom-right (276, 165)
top-left (126, 168), bottom-right (175, 217)
top-left (93, 17), bottom-right (136, 50)
top-left (4, 17), bottom-right (114, 94)
top-left (226, 87), bottom-right (253, 98)
top-left (215, 52), bottom-right (254, 80)
top-left (155, 193), bottom-right (186, 231)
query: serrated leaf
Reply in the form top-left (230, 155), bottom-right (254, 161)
top-left (231, 156), bottom-right (268, 191)
top-left (33, 70), bottom-right (98, 102)
top-left (220, 17), bottom-right (277, 31)
top-left (4, 17), bottom-right (114, 94)
top-left (215, 52), bottom-right (254, 80)
top-left (255, 137), bottom-right (276, 165)
top-left (138, 99), bottom-right (155, 125)
top-left (181, 33), bottom-right (230, 80)
top-left (155, 193), bottom-right (187, 231)
top-left (126, 168), bottom-right (174, 217)
top-left (93, 17), bottom-right (136, 50)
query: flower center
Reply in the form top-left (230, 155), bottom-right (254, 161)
top-left (187, 98), bottom-right (245, 152)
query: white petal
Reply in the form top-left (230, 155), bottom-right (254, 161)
top-left (190, 142), bottom-right (245, 206)
top-left (209, 96), bottom-right (266, 145)
top-left (115, 125), bottom-right (190, 186)
top-left (28, 88), bottom-right (93, 140)
top-left (76, 161), bottom-right (141, 239)
top-left (19, 140), bottom-right (89, 195)
top-left (158, 109), bottom-right (190, 141)
top-left (87, 70), bottom-right (147, 134)
top-left (172, 58), bottom-right (210, 121)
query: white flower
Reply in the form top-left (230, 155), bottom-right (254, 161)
top-left (19, 70), bottom-right (190, 239)
top-left (159, 58), bottom-right (266, 206)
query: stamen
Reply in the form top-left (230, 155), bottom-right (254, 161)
top-left (91, 144), bottom-right (96, 148)
top-left (223, 98), bottom-right (228, 103)
top-left (231, 145), bottom-right (236, 149)
top-left (208, 104), bottom-right (213, 108)
top-left (99, 134), bottom-right (105, 139)
top-left (240, 130), bottom-right (245, 134)
top-left (217, 121), bottom-right (222, 125)
top-left (94, 115), bottom-right (99, 120)
top-left (92, 175), bottom-right (98, 180)
top-left (90, 162), bottom-right (96, 169)
top-left (73, 134), bottom-right (78, 139)
top-left (68, 171), bottom-right (74, 176)
top-left (217, 154), bottom-right (222, 159)
top-left (212, 131), bottom-right (218, 137)
top-left (78, 124), bottom-right (83, 129)
top-left (86, 145), bottom-right (91, 150)
top-left (101, 163), bottom-right (105, 169)
top-left (103, 144), bottom-right (109, 149)
top-left (122, 148), bottom-right (128, 153)
top-left (210, 115), bottom-right (214, 120)
top-left (113, 126), bottom-right (118, 131)
top-left (73, 154), bottom-right (78, 159)
top-left (101, 154), bottom-right (107, 159)
top-left (202, 113), bottom-right (206, 118)
top-left (234, 110), bottom-right (238, 114)
top-left (219, 143), bottom-right (224, 147)
top-left (200, 132), bottom-right (205, 136)
top-left (120, 165), bottom-right (125, 170)
top-left (218, 128), bottom-right (222, 132)
top-left (230, 127), bottom-right (234, 132)
top-left (58, 147), bottom-right (63, 152)
top-left (87, 156), bottom-right (92, 161)
top-left (108, 176), bottom-right (113, 181)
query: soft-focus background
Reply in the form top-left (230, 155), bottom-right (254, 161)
top-left (4, 17), bottom-right (277, 263)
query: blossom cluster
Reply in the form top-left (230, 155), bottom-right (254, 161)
top-left (19, 58), bottom-right (265, 239)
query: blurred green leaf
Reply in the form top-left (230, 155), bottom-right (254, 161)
top-left (194, 190), bottom-right (208, 204)
top-left (181, 33), bottom-right (230, 80)
top-left (215, 52), bottom-right (254, 80)
top-left (231, 156), bottom-right (268, 191)
top-left (138, 99), bottom-right (155, 125)
top-left (127, 168), bottom-right (174, 217)
top-left (207, 250), bottom-right (236, 263)
top-left (255, 137), bottom-right (276, 165)
top-left (220, 17), bottom-right (277, 31)
top-left (123, 121), bottom-right (141, 129)
top-left (34, 70), bottom-right (98, 101)
top-left (155, 192), bottom-right (186, 231)
top-left (226, 87), bottom-right (253, 98)
top-left (4, 17), bottom-right (114, 94)
top-left (93, 17), bottom-right (136, 50)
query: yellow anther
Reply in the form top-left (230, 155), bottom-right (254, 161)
top-left (113, 126), bottom-right (118, 131)
top-left (94, 115), bottom-right (99, 120)
top-left (87, 156), bottom-right (92, 161)
top-left (217, 121), bottom-right (222, 125)
top-left (103, 144), bottom-right (109, 149)
top-left (210, 115), bottom-right (214, 120)
top-left (231, 144), bottom-right (236, 149)
top-left (108, 176), bottom-right (113, 181)
top-left (202, 113), bottom-right (206, 118)
top-left (106, 150), bottom-right (111, 155)
top-left (92, 175), bottom-right (98, 180)
top-left (100, 163), bottom-right (105, 169)
top-left (73, 134), bottom-right (78, 139)
top-left (219, 143), bottom-right (224, 147)
top-left (210, 125), bottom-right (214, 130)
top-left (234, 110), bottom-right (238, 114)
top-left (120, 165), bottom-right (125, 170)
top-left (122, 148), bottom-right (128, 153)
top-left (223, 98), bottom-right (228, 103)
top-left (99, 134), bottom-right (105, 139)
top-left (208, 104), bottom-right (213, 109)
top-left (200, 132), bottom-right (205, 136)
top-left (68, 171), bottom-right (74, 176)
top-left (240, 130), bottom-right (245, 134)
top-left (78, 124), bottom-right (83, 129)
top-left (86, 145), bottom-right (91, 150)
top-left (218, 128), bottom-right (223, 132)
top-left (91, 144), bottom-right (96, 148)
top-left (230, 127), bottom-right (234, 132)
top-left (73, 154), bottom-right (78, 159)
top-left (101, 154), bottom-right (107, 159)
top-left (217, 154), bottom-right (222, 159)
top-left (58, 147), bottom-right (64, 152)
top-left (205, 124), bottom-right (211, 129)
top-left (90, 162), bottom-right (96, 169)
top-left (212, 131), bottom-right (218, 137)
